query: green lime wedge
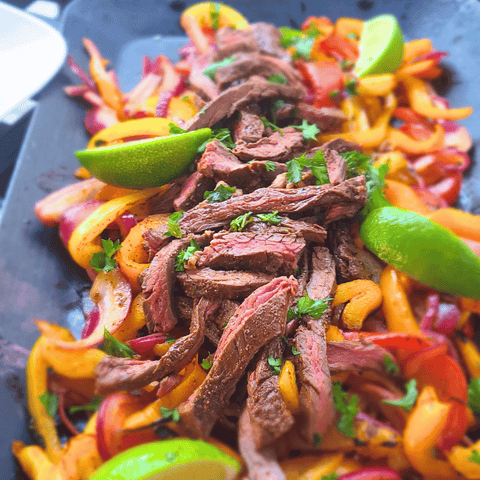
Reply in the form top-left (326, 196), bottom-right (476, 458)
top-left (75, 128), bottom-right (212, 189)
top-left (355, 14), bottom-right (404, 77)
top-left (90, 440), bottom-right (241, 480)
top-left (360, 207), bottom-right (480, 299)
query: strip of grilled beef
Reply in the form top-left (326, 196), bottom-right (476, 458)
top-left (214, 27), bottom-right (260, 61)
top-left (233, 107), bottom-right (265, 143)
top-left (177, 267), bottom-right (276, 299)
top-left (307, 246), bottom-right (337, 301)
top-left (197, 231), bottom-right (306, 275)
top-left (94, 297), bottom-right (218, 396)
top-left (295, 103), bottom-right (346, 132)
top-left (186, 76), bottom-right (305, 131)
top-left (232, 127), bottom-right (305, 163)
top-left (178, 276), bottom-right (298, 438)
top-left (329, 221), bottom-right (384, 283)
top-left (250, 22), bottom-right (291, 63)
top-left (247, 337), bottom-right (294, 449)
top-left (205, 299), bottom-right (239, 346)
top-left (173, 171), bottom-right (215, 212)
top-left (238, 408), bottom-right (286, 480)
top-left (142, 233), bottom-right (212, 333)
top-left (317, 137), bottom-right (363, 154)
top-left (148, 177), bottom-right (187, 214)
top-left (176, 176), bottom-right (367, 233)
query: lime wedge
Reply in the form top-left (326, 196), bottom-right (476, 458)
top-left (355, 14), bottom-right (404, 77)
top-left (90, 439), bottom-right (241, 480)
top-left (75, 128), bottom-right (212, 190)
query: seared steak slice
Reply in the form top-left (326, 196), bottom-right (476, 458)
top-left (149, 177), bottom-right (187, 214)
top-left (233, 107), bottom-right (265, 143)
top-left (307, 246), bottom-right (337, 301)
top-left (323, 149), bottom-right (348, 185)
top-left (178, 276), bottom-right (298, 437)
top-left (205, 299), bottom-right (239, 346)
top-left (293, 326), bottom-right (335, 444)
top-left (95, 297), bottom-right (218, 395)
top-left (186, 76), bottom-right (305, 131)
top-left (177, 268), bottom-right (275, 299)
top-left (197, 231), bottom-right (306, 275)
top-left (232, 127), bottom-right (304, 163)
top-left (327, 340), bottom-right (395, 373)
top-left (214, 27), bottom-right (259, 61)
top-left (173, 171), bottom-right (215, 211)
top-left (177, 176), bottom-right (367, 233)
top-left (318, 138), bottom-right (363, 154)
top-left (329, 221), bottom-right (384, 283)
top-left (251, 22), bottom-right (291, 63)
top-left (247, 337), bottom-right (294, 449)
top-left (295, 103), bottom-right (346, 132)
top-left (238, 408), bottom-right (286, 480)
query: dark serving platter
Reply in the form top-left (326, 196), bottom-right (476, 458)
top-left (1, 0), bottom-right (479, 478)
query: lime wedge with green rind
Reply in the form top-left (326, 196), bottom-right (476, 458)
top-left (75, 128), bottom-right (212, 190)
top-left (355, 14), bottom-right (404, 77)
top-left (360, 206), bottom-right (480, 299)
top-left (89, 439), bottom-right (241, 480)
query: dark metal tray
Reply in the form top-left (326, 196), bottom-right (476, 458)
top-left (1, 0), bottom-right (479, 478)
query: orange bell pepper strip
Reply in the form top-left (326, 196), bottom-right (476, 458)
top-left (83, 38), bottom-right (123, 114)
top-left (403, 386), bottom-right (457, 480)
top-left (12, 442), bottom-right (60, 480)
top-left (388, 123), bottom-right (445, 155)
top-left (455, 334), bottom-right (480, 378)
top-left (379, 266), bottom-right (420, 333)
top-left (402, 76), bottom-right (473, 120)
top-left (113, 293), bottom-right (147, 342)
top-left (58, 434), bottom-right (102, 479)
top-left (447, 439), bottom-right (480, 479)
top-left (331, 280), bottom-right (382, 330)
top-left (357, 74), bottom-right (397, 96)
top-left (297, 453), bottom-right (344, 480)
top-left (375, 151), bottom-right (411, 183)
top-left (396, 59), bottom-right (436, 78)
top-left (383, 180), bottom-right (431, 216)
top-left (403, 38), bottom-right (433, 64)
top-left (278, 360), bottom-right (300, 414)
top-left (320, 33), bottom-right (359, 62)
top-left (335, 18), bottom-right (364, 40)
top-left (428, 208), bottom-right (480, 242)
top-left (326, 324), bottom-right (345, 342)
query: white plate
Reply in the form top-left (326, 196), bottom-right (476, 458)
top-left (0, 1), bottom-right (67, 121)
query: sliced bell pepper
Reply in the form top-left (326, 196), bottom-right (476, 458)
top-left (396, 59), bottom-right (436, 78)
top-left (357, 74), bottom-right (396, 96)
top-left (112, 293), bottom-right (147, 343)
top-left (403, 38), bottom-right (433, 64)
top-left (447, 439), bottom-right (480, 479)
top-left (11, 442), bottom-right (60, 480)
top-left (455, 334), bottom-right (480, 378)
top-left (278, 360), bottom-right (300, 414)
top-left (383, 179), bottom-right (431, 215)
top-left (326, 324), bottom-right (345, 342)
top-left (297, 453), bottom-right (344, 480)
top-left (335, 18), bottom-right (364, 40)
top-left (320, 32), bottom-right (359, 62)
top-left (428, 208), bottom-right (480, 242)
top-left (388, 123), bottom-right (445, 154)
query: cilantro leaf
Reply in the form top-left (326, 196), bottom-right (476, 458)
top-left (197, 127), bottom-right (236, 154)
top-left (89, 239), bottom-right (121, 273)
top-left (260, 117), bottom-right (281, 132)
top-left (292, 346), bottom-right (300, 355)
top-left (69, 396), bottom-right (103, 414)
top-left (267, 356), bottom-right (282, 375)
top-left (203, 56), bottom-right (235, 80)
top-left (346, 32), bottom-right (359, 40)
top-left (39, 392), bottom-right (59, 417)
top-left (340, 150), bottom-right (371, 177)
top-left (279, 26), bottom-right (319, 60)
top-left (230, 212), bottom-right (253, 232)
top-left (293, 119), bottom-right (320, 142)
top-left (175, 239), bottom-right (202, 272)
top-left (256, 211), bottom-right (282, 225)
top-left (383, 379), bottom-right (418, 411)
top-left (339, 59), bottom-right (354, 71)
top-left (288, 292), bottom-right (330, 320)
top-left (165, 334), bottom-right (176, 344)
top-left (265, 161), bottom-right (277, 172)
top-left (164, 211), bottom-right (184, 238)
top-left (168, 122), bottom-right (187, 135)
top-left (345, 78), bottom-right (359, 96)
top-left (209, 2), bottom-right (221, 30)
top-left (103, 328), bottom-right (135, 358)
top-left (286, 152), bottom-right (330, 185)
top-left (286, 157), bottom-right (304, 184)
top-left (329, 89), bottom-right (340, 100)
top-left (268, 73), bottom-right (288, 85)
top-left (468, 378), bottom-right (480, 414)
top-left (181, 95), bottom-right (190, 102)
top-left (313, 433), bottom-right (322, 448)
top-left (469, 450), bottom-right (480, 465)
top-left (201, 354), bottom-right (213, 371)
top-left (383, 354), bottom-right (399, 375)
top-left (204, 184), bottom-right (236, 203)
top-left (332, 382), bottom-right (359, 438)
top-left (322, 474), bottom-right (339, 480)
top-left (160, 406), bottom-right (180, 422)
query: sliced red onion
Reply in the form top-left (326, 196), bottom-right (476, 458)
top-left (438, 147), bottom-right (471, 172)
top-left (142, 55), bottom-right (153, 77)
top-left (433, 303), bottom-right (461, 335)
top-left (178, 41), bottom-right (198, 58)
top-left (415, 50), bottom-right (449, 63)
top-left (124, 73), bottom-right (163, 117)
top-left (127, 333), bottom-right (167, 354)
top-left (338, 468), bottom-right (402, 480)
top-left (67, 55), bottom-right (98, 92)
top-left (82, 90), bottom-right (105, 108)
top-left (64, 85), bottom-right (89, 96)
top-left (431, 95), bottom-right (450, 110)
top-left (60, 200), bottom-right (104, 246)
top-left (355, 411), bottom-right (400, 435)
top-left (440, 121), bottom-right (473, 152)
top-left (85, 106), bottom-right (119, 135)
top-left (155, 90), bottom-right (174, 118)
top-left (419, 293), bottom-right (439, 331)
top-left (117, 211), bottom-right (137, 236)
top-left (81, 305), bottom-right (100, 339)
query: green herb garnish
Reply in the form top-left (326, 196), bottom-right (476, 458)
top-left (313, 432), bottom-right (323, 448)
top-left (209, 2), bottom-right (221, 30)
top-left (288, 292), bottom-right (330, 321)
top-left (279, 25), bottom-right (320, 60)
top-left (292, 346), bottom-right (301, 355)
top-left (197, 127), bottom-right (236, 154)
top-left (267, 356), bottom-right (282, 375)
top-left (286, 151), bottom-right (330, 186)
top-left (201, 354), bottom-right (214, 371)
top-left (332, 382), bottom-right (359, 438)
top-left (164, 211), bottom-right (184, 238)
top-left (204, 184), bottom-right (236, 203)
top-left (69, 396), bottom-right (103, 414)
top-left (383, 354), bottom-right (399, 375)
top-left (469, 450), bottom-right (480, 465)
top-left (265, 161), bottom-right (277, 172)
top-left (230, 212), bottom-right (254, 232)
top-left (345, 78), bottom-right (359, 96)
top-left (383, 379), bottom-right (418, 412)
top-left (260, 118), bottom-right (281, 132)
top-left (175, 239), bottom-right (202, 272)
top-left (202, 56), bottom-right (235, 80)
top-left (468, 378), bottom-right (480, 414)
top-left (89, 239), bottom-right (121, 273)
top-left (160, 406), bottom-right (180, 422)
top-left (293, 119), bottom-right (320, 142)
top-left (165, 334), bottom-right (176, 344)
top-left (39, 392), bottom-right (58, 417)
top-left (257, 211), bottom-right (283, 225)
top-left (103, 328), bottom-right (135, 358)
top-left (268, 73), bottom-right (288, 85)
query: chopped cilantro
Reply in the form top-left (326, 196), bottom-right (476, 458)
top-left (346, 32), bottom-right (359, 40)
top-left (383, 354), bottom-right (399, 375)
top-left (468, 378), bottom-right (480, 414)
top-left (322, 474), bottom-right (339, 480)
top-left (293, 119), bottom-right (320, 142)
top-left (332, 382), bottom-right (359, 438)
top-left (202, 56), bottom-right (235, 80)
top-left (292, 346), bottom-right (301, 355)
top-left (339, 59), bottom-right (354, 71)
top-left (265, 161), bottom-right (277, 172)
top-left (69, 396), bottom-right (103, 414)
top-left (181, 95), bottom-right (190, 102)
top-left (286, 151), bottom-right (330, 185)
top-left (329, 89), bottom-right (340, 100)
top-left (175, 239), bottom-right (202, 272)
top-left (209, 2), bottom-right (221, 30)
top-left (345, 78), bottom-right (359, 96)
top-left (383, 379), bottom-right (418, 412)
top-left (204, 184), bottom-right (236, 203)
top-left (103, 328), bottom-right (136, 358)
top-left (268, 73), bottom-right (288, 85)
top-left (469, 450), bottom-right (480, 465)
top-left (197, 127), bottom-right (235, 153)
top-left (257, 211), bottom-right (282, 225)
top-left (260, 117), bottom-right (281, 132)
top-left (39, 392), bottom-right (58, 417)
top-left (168, 122), bottom-right (187, 135)
top-left (165, 334), bottom-right (176, 344)
top-left (201, 354), bottom-right (214, 370)
top-left (288, 292), bottom-right (330, 320)
top-left (230, 212), bottom-right (254, 232)
top-left (163, 211), bottom-right (184, 238)
top-left (313, 432), bottom-right (322, 448)
top-left (160, 406), bottom-right (180, 423)
top-left (89, 239), bottom-right (121, 273)
top-left (279, 25), bottom-right (320, 60)
top-left (267, 356), bottom-right (282, 375)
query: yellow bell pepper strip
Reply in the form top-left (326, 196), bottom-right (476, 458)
top-left (87, 117), bottom-right (172, 149)
top-left (84, 411), bottom-right (98, 435)
top-left (403, 38), bottom-right (433, 63)
top-left (379, 266), bottom-right (419, 333)
top-left (83, 38), bottom-right (123, 115)
top-left (34, 177), bottom-right (105, 227)
top-left (403, 386), bottom-right (457, 480)
top-left (182, 2), bottom-right (249, 31)
top-left (396, 59), bottom-right (436, 78)
top-left (388, 123), bottom-right (445, 155)
top-left (402, 76), bottom-right (473, 120)
top-left (297, 453), bottom-right (344, 480)
top-left (113, 293), bottom-right (147, 342)
top-left (455, 334), bottom-right (480, 378)
top-left (447, 439), bottom-right (480, 479)
top-left (167, 97), bottom-right (198, 124)
top-left (58, 434), bottom-right (103, 479)
top-left (26, 337), bottom-right (63, 462)
top-left (428, 208), bottom-right (480, 242)
top-left (278, 360), bottom-right (300, 414)
top-left (332, 280), bottom-right (383, 330)
top-left (74, 166), bottom-right (92, 179)
top-left (12, 442), bottom-right (61, 480)
top-left (357, 74), bottom-right (397, 96)
top-left (68, 186), bottom-right (168, 269)
top-left (383, 179), bottom-right (431, 215)
top-left (326, 324), bottom-right (345, 341)
top-left (375, 150), bottom-right (409, 179)
top-left (281, 456), bottom-right (328, 480)
top-left (335, 18), bottom-right (364, 40)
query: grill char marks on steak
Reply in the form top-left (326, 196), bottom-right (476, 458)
top-left (186, 76), bottom-right (305, 131)
top-left (178, 276), bottom-right (298, 438)
top-left (250, 22), bottom-right (291, 63)
top-left (197, 231), bottom-right (306, 275)
top-left (94, 297), bottom-right (218, 396)
top-left (233, 107), bottom-right (265, 144)
top-left (247, 337), bottom-right (294, 449)
top-left (232, 127), bottom-right (304, 163)
top-left (173, 171), bottom-right (215, 212)
top-left (177, 176), bottom-right (367, 233)
top-left (214, 27), bottom-right (260, 61)
top-left (177, 268), bottom-right (276, 299)
top-left (295, 103), bottom-right (346, 132)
